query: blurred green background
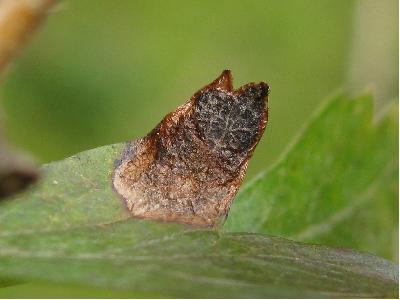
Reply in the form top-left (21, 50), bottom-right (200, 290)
top-left (0, 0), bottom-right (397, 297)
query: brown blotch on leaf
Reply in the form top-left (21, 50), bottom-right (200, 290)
top-left (113, 70), bottom-right (269, 227)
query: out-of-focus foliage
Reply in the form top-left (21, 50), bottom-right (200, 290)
top-left (0, 0), bottom-right (358, 173)
top-left (1, 0), bottom-right (397, 176)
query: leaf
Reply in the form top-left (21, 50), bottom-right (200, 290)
top-left (0, 94), bottom-right (397, 297)
top-left (0, 143), bottom-right (128, 232)
top-left (0, 218), bottom-right (398, 298)
top-left (224, 94), bottom-right (399, 261)
top-left (0, 277), bottom-right (22, 289)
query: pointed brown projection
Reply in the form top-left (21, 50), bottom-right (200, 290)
top-left (113, 70), bottom-right (269, 227)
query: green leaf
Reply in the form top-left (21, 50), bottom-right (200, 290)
top-left (0, 277), bottom-right (22, 289)
top-left (0, 218), bottom-right (397, 298)
top-left (225, 94), bottom-right (399, 261)
top-left (0, 143), bottom-right (130, 233)
top-left (0, 94), bottom-right (397, 297)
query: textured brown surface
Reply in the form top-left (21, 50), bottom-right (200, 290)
top-left (113, 70), bottom-right (269, 226)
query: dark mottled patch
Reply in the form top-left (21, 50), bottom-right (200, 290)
top-left (194, 84), bottom-right (268, 155)
top-left (113, 70), bottom-right (269, 227)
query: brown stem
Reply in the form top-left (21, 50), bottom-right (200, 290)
top-left (0, 0), bottom-right (55, 77)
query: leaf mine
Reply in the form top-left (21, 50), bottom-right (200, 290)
top-left (113, 70), bottom-right (269, 226)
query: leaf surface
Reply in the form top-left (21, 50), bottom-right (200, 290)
top-left (0, 218), bottom-right (398, 298)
